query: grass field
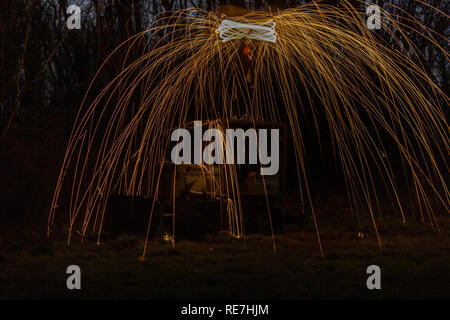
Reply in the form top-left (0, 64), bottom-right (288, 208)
top-left (1, 214), bottom-right (449, 300)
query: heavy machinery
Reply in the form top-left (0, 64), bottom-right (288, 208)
top-left (158, 119), bottom-right (287, 238)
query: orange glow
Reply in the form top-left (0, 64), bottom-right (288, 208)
top-left (48, 3), bottom-right (449, 258)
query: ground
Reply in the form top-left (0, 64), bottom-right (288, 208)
top-left (1, 215), bottom-right (449, 299)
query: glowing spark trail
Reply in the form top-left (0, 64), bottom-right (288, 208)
top-left (48, 2), bottom-right (449, 258)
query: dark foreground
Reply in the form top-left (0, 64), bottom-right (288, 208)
top-left (1, 215), bottom-right (449, 300)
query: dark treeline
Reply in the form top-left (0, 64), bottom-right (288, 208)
top-left (0, 0), bottom-right (448, 228)
top-left (0, 0), bottom-right (447, 128)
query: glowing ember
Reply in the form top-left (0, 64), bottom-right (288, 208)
top-left (48, 4), bottom-right (449, 258)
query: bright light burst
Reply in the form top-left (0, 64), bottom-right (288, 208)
top-left (48, 1), bottom-right (449, 257)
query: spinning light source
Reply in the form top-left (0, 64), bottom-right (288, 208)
top-left (217, 19), bottom-right (277, 42)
